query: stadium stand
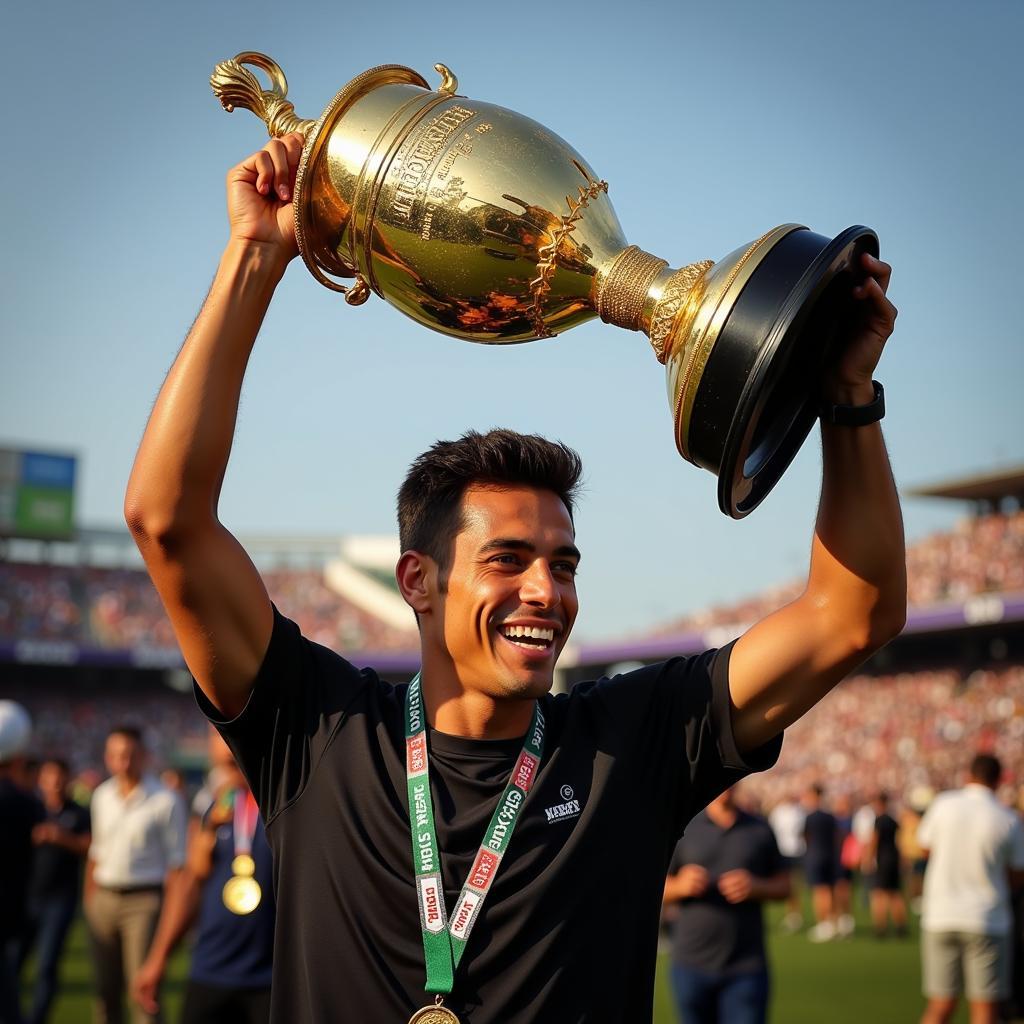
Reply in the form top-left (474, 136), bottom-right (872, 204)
top-left (2, 467), bottom-right (1022, 812)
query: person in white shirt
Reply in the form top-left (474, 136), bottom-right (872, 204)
top-left (768, 793), bottom-right (806, 932)
top-left (84, 726), bottom-right (186, 1024)
top-left (917, 753), bottom-right (1024, 1024)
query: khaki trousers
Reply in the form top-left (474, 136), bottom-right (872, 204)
top-left (84, 887), bottom-right (163, 1024)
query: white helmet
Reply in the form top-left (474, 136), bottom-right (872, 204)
top-left (0, 701), bottom-right (32, 762)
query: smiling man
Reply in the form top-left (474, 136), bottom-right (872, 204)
top-left (125, 134), bottom-right (906, 1022)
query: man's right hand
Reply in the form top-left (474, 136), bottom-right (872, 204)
top-left (132, 954), bottom-right (165, 1015)
top-left (675, 864), bottom-right (710, 899)
top-left (226, 131), bottom-right (305, 261)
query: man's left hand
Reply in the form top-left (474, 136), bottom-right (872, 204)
top-left (717, 869), bottom-right (754, 904)
top-left (823, 252), bottom-right (898, 406)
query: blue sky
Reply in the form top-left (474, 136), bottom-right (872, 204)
top-left (2, 0), bottom-right (1021, 638)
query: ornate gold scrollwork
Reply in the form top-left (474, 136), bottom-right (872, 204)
top-left (210, 52), bottom-right (315, 138)
top-left (528, 160), bottom-right (609, 338)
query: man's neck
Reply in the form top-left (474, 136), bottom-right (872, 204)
top-left (420, 658), bottom-right (535, 740)
top-left (44, 793), bottom-right (65, 813)
top-left (116, 774), bottom-right (142, 797)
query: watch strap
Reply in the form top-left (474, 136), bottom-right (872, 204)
top-left (819, 380), bottom-right (885, 427)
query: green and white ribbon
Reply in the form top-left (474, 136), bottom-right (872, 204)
top-left (405, 673), bottom-right (544, 995)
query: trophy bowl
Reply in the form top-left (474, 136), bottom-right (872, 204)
top-left (211, 53), bottom-right (878, 518)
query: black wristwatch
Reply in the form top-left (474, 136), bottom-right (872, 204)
top-left (819, 380), bottom-right (885, 427)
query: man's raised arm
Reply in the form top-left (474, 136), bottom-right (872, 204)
top-left (727, 252), bottom-right (907, 753)
top-left (124, 132), bottom-right (306, 718)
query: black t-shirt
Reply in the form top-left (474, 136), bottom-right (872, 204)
top-left (0, 779), bottom-right (45, 939)
top-left (668, 810), bottom-right (783, 975)
top-left (803, 809), bottom-right (837, 866)
top-left (28, 799), bottom-right (91, 902)
top-left (198, 607), bottom-right (782, 1023)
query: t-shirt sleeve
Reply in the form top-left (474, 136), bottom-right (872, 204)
top-left (193, 604), bottom-right (373, 825)
top-left (584, 641), bottom-right (782, 841)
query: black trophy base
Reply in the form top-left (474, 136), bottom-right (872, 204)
top-left (686, 225), bottom-right (879, 518)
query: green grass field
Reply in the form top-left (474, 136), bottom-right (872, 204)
top-left (25, 902), bottom-right (967, 1023)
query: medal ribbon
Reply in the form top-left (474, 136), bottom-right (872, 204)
top-left (233, 789), bottom-right (258, 858)
top-left (405, 673), bottom-right (544, 995)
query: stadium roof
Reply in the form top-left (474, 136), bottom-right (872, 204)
top-left (905, 465), bottom-right (1024, 505)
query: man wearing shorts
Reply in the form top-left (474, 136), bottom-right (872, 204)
top-left (918, 754), bottom-right (1024, 1024)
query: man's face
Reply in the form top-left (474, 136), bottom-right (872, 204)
top-left (104, 733), bottom-right (143, 780)
top-left (38, 762), bottom-right (68, 803)
top-left (426, 484), bottom-right (580, 701)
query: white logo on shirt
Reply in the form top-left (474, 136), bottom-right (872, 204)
top-left (545, 784), bottom-right (582, 824)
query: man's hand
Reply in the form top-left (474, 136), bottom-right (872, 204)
top-left (674, 864), bottom-right (710, 899)
top-left (226, 131), bottom-right (305, 262)
top-left (717, 869), bottom-right (754, 904)
top-left (32, 822), bottom-right (61, 845)
top-left (823, 251), bottom-right (898, 405)
top-left (132, 954), bottom-right (165, 1015)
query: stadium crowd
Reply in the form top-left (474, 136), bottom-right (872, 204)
top-left (657, 508), bottom-right (1024, 635)
top-left (0, 564), bottom-right (418, 654)
top-left (2, 508), bottom-right (1023, 1021)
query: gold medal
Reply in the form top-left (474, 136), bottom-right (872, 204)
top-left (407, 999), bottom-right (460, 1024)
top-left (222, 874), bottom-right (262, 915)
top-left (231, 854), bottom-right (256, 877)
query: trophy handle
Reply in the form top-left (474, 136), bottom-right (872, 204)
top-left (210, 52), bottom-right (316, 138)
top-left (211, 53), bottom-right (372, 304)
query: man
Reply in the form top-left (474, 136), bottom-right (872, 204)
top-left (917, 754), bottom-right (1024, 1024)
top-left (18, 758), bottom-right (91, 1024)
top-left (85, 727), bottom-right (186, 1024)
top-left (767, 790), bottom-right (806, 933)
top-left (0, 702), bottom-right (45, 1024)
top-left (801, 783), bottom-right (838, 942)
top-left (664, 785), bottom-right (790, 1024)
top-left (132, 730), bottom-right (274, 1024)
top-left (863, 790), bottom-right (907, 939)
top-left (123, 133), bottom-right (905, 1020)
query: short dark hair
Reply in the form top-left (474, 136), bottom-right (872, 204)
top-left (970, 753), bottom-right (1001, 788)
top-left (397, 429), bottom-right (583, 583)
top-left (108, 724), bottom-right (143, 747)
top-left (42, 757), bottom-right (70, 775)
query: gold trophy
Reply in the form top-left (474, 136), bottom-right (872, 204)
top-left (211, 53), bottom-right (878, 517)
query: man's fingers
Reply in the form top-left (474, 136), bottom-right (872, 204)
top-left (860, 252), bottom-right (892, 292)
top-left (264, 138), bottom-right (293, 201)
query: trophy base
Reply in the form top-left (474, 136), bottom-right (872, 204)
top-left (683, 225), bottom-right (879, 518)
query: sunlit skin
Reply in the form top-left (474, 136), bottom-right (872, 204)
top-left (397, 484), bottom-right (580, 740)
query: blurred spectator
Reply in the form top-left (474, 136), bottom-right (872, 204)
top-left (17, 758), bottom-right (91, 1024)
top-left (767, 791), bottom-right (805, 933)
top-left (862, 791), bottom-right (907, 939)
top-left (801, 785), bottom-right (838, 943)
top-left (85, 726), bottom-right (186, 1024)
top-left (133, 731), bottom-right (273, 1024)
top-left (664, 786), bottom-right (791, 1024)
top-left (917, 754), bottom-right (1024, 1024)
top-left (0, 701), bottom-right (45, 1024)
top-left (833, 791), bottom-right (857, 938)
